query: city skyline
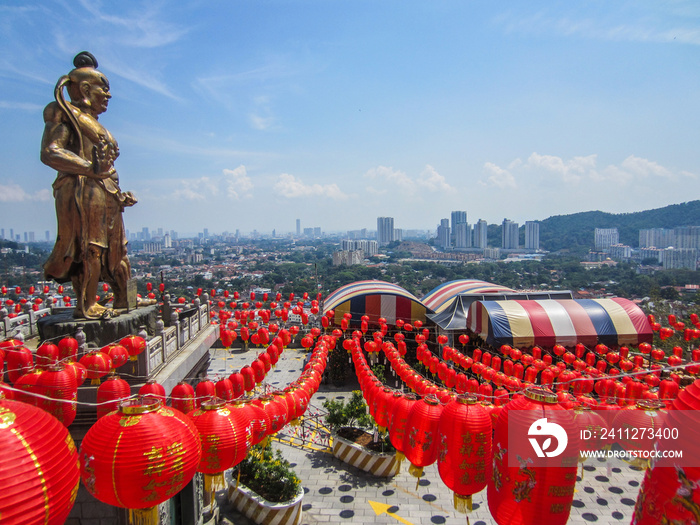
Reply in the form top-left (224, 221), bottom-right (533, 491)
top-left (1, 2), bottom-right (700, 237)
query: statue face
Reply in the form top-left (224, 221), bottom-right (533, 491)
top-left (83, 76), bottom-right (111, 115)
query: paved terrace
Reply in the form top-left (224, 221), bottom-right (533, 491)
top-left (207, 345), bottom-right (645, 525)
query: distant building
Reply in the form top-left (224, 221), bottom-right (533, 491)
top-left (454, 222), bottom-right (472, 249)
top-left (296, 219), bottom-right (301, 236)
top-left (377, 217), bottom-right (394, 245)
top-left (313, 227), bottom-right (321, 238)
top-left (437, 219), bottom-right (450, 249)
top-left (332, 250), bottom-right (364, 266)
top-left (474, 219), bottom-right (488, 249)
top-left (609, 244), bottom-right (632, 260)
top-left (502, 219), bottom-right (519, 249)
top-left (639, 228), bottom-right (674, 249)
top-left (594, 228), bottom-right (619, 251)
top-left (340, 239), bottom-right (378, 257)
top-left (674, 226), bottom-right (700, 249)
top-left (143, 242), bottom-right (163, 254)
top-left (450, 211), bottom-right (467, 246)
top-left (663, 248), bottom-right (698, 270)
top-left (525, 221), bottom-right (539, 251)
top-left (637, 247), bottom-right (664, 264)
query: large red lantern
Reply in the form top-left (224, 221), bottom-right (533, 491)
top-left (403, 394), bottom-right (444, 480)
top-left (57, 336), bottom-right (79, 362)
top-left (387, 392), bottom-right (418, 461)
top-left (36, 342), bottom-right (59, 369)
top-left (102, 343), bottom-right (129, 371)
top-left (437, 394), bottom-right (492, 512)
top-left (80, 398), bottom-right (201, 522)
top-left (487, 387), bottom-right (580, 525)
top-left (6, 345), bottom-right (33, 383)
top-left (187, 398), bottom-right (249, 497)
top-left (0, 396), bottom-right (80, 524)
top-left (139, 379), bottom-right (166, 402)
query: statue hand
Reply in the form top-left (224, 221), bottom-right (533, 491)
top-left (91, 142), bottom-right (116, 178)
top-left (122, 191), bottom-right (138, 207)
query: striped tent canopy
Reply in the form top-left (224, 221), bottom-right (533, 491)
top-left (467, 298), bottom-right (653, 348)
top-left (323, 280), bottom-right (427, 326)
top-left (422, 279), bottom-right (515, 314)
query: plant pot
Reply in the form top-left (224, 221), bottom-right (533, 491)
top-left (228, 481), bottom-right (304, 525)
top-left (331, 430), bottom-right (400, 477)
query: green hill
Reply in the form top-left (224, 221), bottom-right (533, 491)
top-left (537, 201), bottom-right (700, 252)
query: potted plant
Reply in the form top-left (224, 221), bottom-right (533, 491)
top-left (323, 390), bottom-right (399, 477)
top-left (228, 442), bottom-right (304, 525)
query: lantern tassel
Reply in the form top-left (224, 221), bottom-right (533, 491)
top-left (204, 472), bottom-right (226, 495)
top-left (409, 463), bottom-right (423, 489)
top-left (91, 378), bottom-right (101, 385)
top-left (128, 506), bottom-right (158, 525)
top-left (454, 493), bottom-right (472, 513)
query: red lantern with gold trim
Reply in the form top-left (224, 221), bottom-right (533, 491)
top-left (487, 387), bottom-right (580, 525)
top-left (170, 381), bottom-right (195, 414)
top-left (0, 395), bottom-right (80, 523)
top-left (120, 335), bottom-right (147, 362)
top-left (187, 398), bottom-right (249, 498)
top-left (79, 398), bottom-right (201, 523)
top-left (139, 380), bottom-right (166, 402)
top-left (57, 337), bottom-right (79, 362)
top-left (79, 351), bottom-right (112, 385)
top-left (438, 394), bottom-right (492, 512)
top-left (403, 394), bottom-right (444, 480)
top-left (195, 379), bottom-right (216, 408)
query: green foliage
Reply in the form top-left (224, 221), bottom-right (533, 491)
top-left (322, 390), bottom-right (373, 431)
top-left (371, 363), bottom-right (386, 383)
top-left (237, 442), bottom-right (301, 503)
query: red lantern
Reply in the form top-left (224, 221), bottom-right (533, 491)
top-left (487, 387), bottom-right (580, 525)
top-left (15, 363), bottom-right (78, 427)
top-left (102, 343), bottom-right (129, 370)
top-left (139, 379), bottom-right (166, 401)
top-left (403, 394), bottom-right (444, 480)
top-left (195, 379), bottom-right (216, 408)
top-left (388, 392), bottom-right (419, 458)
top-left (187, 398), bottom-right (249, 496)
top-left (438, 394), bottom-right (491, 512)
top-left (97, 375), bottom-right (131, 419)
top-left (36, 342), bottom-right (59, 369)
top-left (0, 396), bottom-right (80, 523)
top-left (170, 381), bottom-right (195, 414)
top-left (79, 398), bottom-right (201, 521)
top-left (79, 351), bottom-right (112, 385)
top-left (120, 335), bottom-right (146, 361)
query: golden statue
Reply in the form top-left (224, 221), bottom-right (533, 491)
top-left (41, 52), bottom-right (137, 319)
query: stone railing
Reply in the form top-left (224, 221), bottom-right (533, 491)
top-left (0, 306), bottom-right (52, 340)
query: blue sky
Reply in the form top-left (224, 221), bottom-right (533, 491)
top-left (1, 1), bottom-right (699, 238)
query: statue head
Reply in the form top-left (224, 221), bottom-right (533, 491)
top-left (65, 51), bottom-right (111, 116)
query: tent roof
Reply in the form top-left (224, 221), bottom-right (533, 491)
top-left (421, 279), bottom-right (515, 314)
top-left (428, 291), bottom-right (574, 331)
top-left (324, 280), bottom-right (420, 312)
top-left (467, 298), bottom-right (653, 348)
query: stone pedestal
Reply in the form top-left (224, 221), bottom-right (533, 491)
top-left (37, 305), bottom-right (159, 347)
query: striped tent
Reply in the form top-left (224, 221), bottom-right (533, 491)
top-left (467, 298), bottom-right (653, 348)
top-left (323, 280), bottom-right (427, 326)
top-left (422, 279), bottom-right (515, 314)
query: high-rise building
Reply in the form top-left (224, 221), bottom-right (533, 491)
top-left (377, 217), bottom-right (394, 245)
top-left (450, 211), bottom-right (467, 246)
top-left (639, 228), bottom-right (675, 249)
top-left (594, 228), bottom-right (619, 251)
top-left (437, 219), bottom-right (450, 249)
top-left (45, 230), bottom-right (50, 242)
top-left (454, 222), bottom-right (472, 248)
top-left (474, 219), bottom-right (488, 249)
top-left (296, 219), bottom-right (301, 236)
top-left (502, 219), bottom-right (519, 249)
top-left (674, 226), bottom-right (700, 249)
top-left (525, 221), bottom-right (539, 251)
top-left (163, 233), bottom-right (172, 249)
top-left (663, 248), bottom-right (698, 270)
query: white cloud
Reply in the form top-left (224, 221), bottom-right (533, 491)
top-left (0, 183), bottom-right (51, 203)
top-left (169, 177), bottom-right (217, 201)
top-left (223, 166), bottom-right (254, 200)
top-left (482, 162), bottom-right (517, 189)
top-left (364, 165), bottom-right (454, 195)
top-left (0, 101), bottom-right (44, 111)
top-left (273, 173), bottom-right (348, 200)
top-left (483, 152), bottom-right (696, 192)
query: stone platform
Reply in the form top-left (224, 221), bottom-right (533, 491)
top-left (37, 305), bottom-right (159, 347)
